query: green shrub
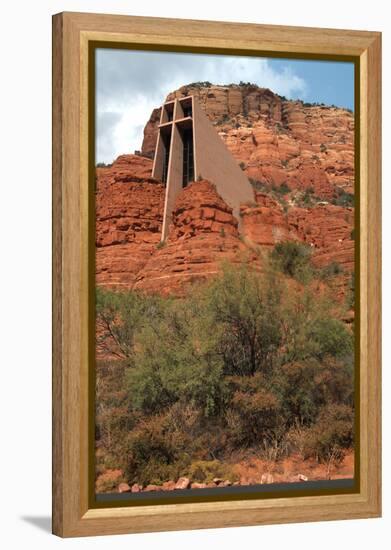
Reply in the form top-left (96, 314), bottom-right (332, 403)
top-left (225, 373), bottom-right (265, 394)
top-left (279, 361), bottom-right (321, 426)
top-left (270, 241), bottom-right (313, 283)
top-left (300, 404), bottom-right (354, 464)
top-left (277, 357), bottom-right (353, 427)
top-left (227, 389), bottom-right (280, 447)
top-left (127, 298), bottom-right (226, 416)
top-left (273, 182), bottom-right (291, 195)
top-left (249, 179), bottom-right (271, 193)
top-left (346, 273), bottom-right (355, 309)
top-left (312, 356), bottom-right (354, 408)
top-left (301, 187), bottom-right (320, 207)
top-left (186, 460), bottom-right (238, 483)
top-left (332, 188), bottom-right (354, 207)
top-left (187, 81), bottom-right (212, 88)
top-left (204, 264), bottom-right (283, 376)
top-left (96, 262), bottom-right (355, 485)
top-left (309, 318), bottom-right (353, 359)
top-left (125, 414), bottom-right (191, 485)
top-left (96, 287), bottom-right (165, 361)
top-left (318, 261), bottom-right (344, 280)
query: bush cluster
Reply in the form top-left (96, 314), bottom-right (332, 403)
top-left (96, 256), bottom-right (354, 488)
top-left (331, 188), bottom-right (354, 207)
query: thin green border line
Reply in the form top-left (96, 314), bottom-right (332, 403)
top-left (88, 40), bottom-right (360, 509)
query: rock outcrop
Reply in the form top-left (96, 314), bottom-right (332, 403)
top-left (96, 84), bottom-right (355, 299)
top-left (96, 154), bottom-right (165, 288)
top-left (287, 205), bottom-right (354, 271)
top-left (142, 83), bottom-right (354, 198)
top-left (240, 193), bottom-right (295, 246)
top-left (141, 107), bottom-right (161, 159)
top-left (133, 180), bottom-right (260, 296)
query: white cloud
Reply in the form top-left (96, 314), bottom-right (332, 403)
top-left (96, 50), bottom-right (308, 164)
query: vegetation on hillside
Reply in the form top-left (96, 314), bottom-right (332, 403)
top-left (95, 248), bottom-right (354, 489)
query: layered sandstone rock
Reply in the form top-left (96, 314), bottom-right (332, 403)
top-left (288, 205), bottom-right (355, 301)
top-left (141, 84), bottom-right (354, 198)
top-left (241, 195), bottom-right (354, 272)
top-left (95, 156), bottom-right (354, 299)
top-left (287, 205), bottom-right (354, 271)
top-left (239, 194), bottom-right (354, 301)
top-left (96, 154), bottom-right (165, 289)
top-left (140, 107), bottom-right (161, 159)
top-left (97, 84), bottom-right (355, 298)
top-left (133, 180), bottom-right (260, 296)
top-left (240, 193), bottom-right (296, 246)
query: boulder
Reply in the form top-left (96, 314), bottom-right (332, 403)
top-left (162, 480), bottom-right (176, 491)
top-left (213, 477), bottom-right (224, 485)
top-left (144, 484), bottom-right (161, 492)
top-left (190, 482), bottom-right (207, 489)
top-left (220, 480), bottom-right (232, 487)
top-left (118, 482), bottom-right (131, 493)
top-left (260, 473), bottom-right (274, 485)
top-left (175, 477), bottom-right (191, 490)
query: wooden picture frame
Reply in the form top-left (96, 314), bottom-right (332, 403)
top-left (52, 11), bottom-right (381, 537)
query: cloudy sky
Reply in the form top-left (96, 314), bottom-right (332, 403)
top-left (96, 48), bottom-right (354, 164)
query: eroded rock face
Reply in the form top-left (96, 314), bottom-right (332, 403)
top-left (141, 107), bottom-right (161, 159)
top-left (97, 84), bottom-right (355, 298)
top-left (174, 477), bottom-right (191, 490)
top-left (142, 84), bottom-right (354, 198)
top-left (95, 154), bottom-right (354, 300)
top-left (169, 179), bottom-right (240, 240)
top-left (133, 180), bottom-right (260, 296)
top-left (95, 154), bottom-right (165, 289)
top-left (240, 194), bottom-right (354, 272)
top-left (287, 205), bottom-right (354, 271)
top-left (240, 193), bottom-right (295, 246)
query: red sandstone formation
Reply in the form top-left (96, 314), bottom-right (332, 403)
top-left (133, 180), bottom-right (259, 296)
top-left (142, 84), bottom-right (354, 198)
top-left (287, 205), bottom-right (354, 271)
top-left (140, 107), bottom-right (161, 159)
top-left (95, 154), bottom-right (165, 289)
top-left (95, 161), bottom-right (354, 299)
top-left (240, 193), bottom-right (295, 246)
top-left (240, 193), bottom-right (354, 273)
top-left (96, 84), bottom-right (355, 299)
top-left (241, 196), bottom-right (354, 302)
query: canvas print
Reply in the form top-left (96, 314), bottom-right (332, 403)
top-left (94, 49), bottom-right (356, 499)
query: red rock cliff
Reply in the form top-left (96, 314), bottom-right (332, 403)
top-left (96, 154), bottom-right (165, 288)
top-left (96, 84), bottom-right (355, 300)
top-left (133, 180), bottom-right (260, 296)
top-left (142, 84), bottom-right (354, 199)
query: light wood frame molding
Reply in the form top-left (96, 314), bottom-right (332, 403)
top-left (52, 11), bottom-right (381, 538)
